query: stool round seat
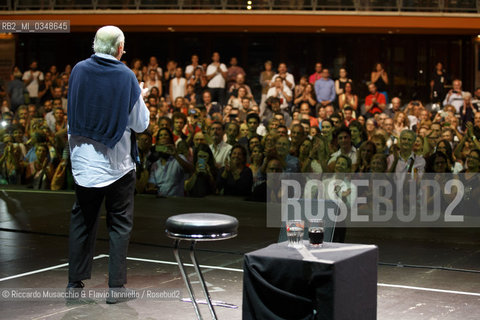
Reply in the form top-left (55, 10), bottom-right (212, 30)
top-left (166, 213), bottom-right (238, 241)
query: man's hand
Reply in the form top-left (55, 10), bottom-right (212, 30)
top-left (139, 82), bottom-right (149, 98)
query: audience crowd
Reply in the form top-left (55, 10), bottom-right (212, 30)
top-left (1, 54), bottom-right (480, 201)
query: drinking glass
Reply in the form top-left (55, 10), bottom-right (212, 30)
top-left (308, 219), bottom-right (324, 247)
top-left (286, 220), bottom-right (305, 248)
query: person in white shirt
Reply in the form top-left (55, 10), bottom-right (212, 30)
top-left (208, 121), bottom-right (232, 168)
top-left (169, 67), bottom-right (187, 103)
top-left (443, 79), bottom-right (466, 113)
top-left (266, 77), bottom-right (292, 111)
top-left (66, 26), bottom-right (149, 301)
top-left (185, 53), bottom-right (202, 79)
top-left (206, 52), bottom-right (228, 105)
top-left (387, 129), bottom-right (426, 178)
top-left (327, 127), bottom-right (357, 168)
top-left (270, 62), bottom-right (295, 90)
top-left (22, 60), bottom-right (44, 105)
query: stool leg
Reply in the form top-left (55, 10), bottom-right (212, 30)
top-left (189, 241), bottom-right (218, 320)
top-left (173, 240), bottom-right (203, 320)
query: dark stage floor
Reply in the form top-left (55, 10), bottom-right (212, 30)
top-left (0, 189), bottom-right (479, 319)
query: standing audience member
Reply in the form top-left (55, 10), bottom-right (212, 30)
top-left (169, 67), bottom-right (186, 103)
top-left (314, 69), bottom-right (336, 107)
top-left (371, 62), bottom-right (389, 102)
top-left (206, 52), bottom-right (228, 105)
top-left (259, 60), bottom-right (274, 116)
top-left (443, 79), bottom-right (466, 113)
top-left (23, 60), bottom-right (44, 106)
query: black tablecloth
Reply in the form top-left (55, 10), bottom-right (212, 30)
top-left (243, 242), bottom-right (378, 320)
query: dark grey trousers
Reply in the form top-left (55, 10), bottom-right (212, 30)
top-left (68, 170), bottom-right (135, 287)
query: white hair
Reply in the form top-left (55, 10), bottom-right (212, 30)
top-left (93, 25), bottom-right (125, 56)
top-left (463, 91), bottom-right (472, 100)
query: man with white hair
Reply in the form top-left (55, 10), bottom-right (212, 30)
top-left (67, 26), bottom-right (149, 303)
top-left (443, 79), bottom-right (465, 113)
top-left (387, 129), bottom-right (425, 174)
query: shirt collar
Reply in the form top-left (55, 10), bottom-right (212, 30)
top-left (95, 52), bottom-right (117, 61)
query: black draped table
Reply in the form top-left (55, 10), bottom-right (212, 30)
top-left (243, 241), bottom-right (378, 320)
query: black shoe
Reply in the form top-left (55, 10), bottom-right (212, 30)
top-left (106, 286), bottom-right (137, 304)
top-left (65, 281), bottom-right (85, 301)
top-left (67, 281), bottom-right (85, 289)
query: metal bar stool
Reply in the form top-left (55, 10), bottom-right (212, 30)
top-left (166, 213), bottom-right (239, 320)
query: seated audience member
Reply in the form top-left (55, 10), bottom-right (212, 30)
top-left (172, 112), bottom-right (187, 143)
top-left (348, 121), bottom-right (366, 149)
top-left (228, 73), bottom-right (253, 99)
top-left (327, 126), bottom-right (357, 169)
top-left (370, 153), bottom-right (388, 173)
top-left (218, 145), bottom-right (253, 197)
top-left (309, 126), bottom-right (320, 138)
top-left (355, 141), bottom-right (377, 173)
top-left (262, 133), bottom-right (277, 158)
top-left (302, 135), bottom-right (329, 173)
top-left (324, 154), bottom-right (354, 242)
top-left (320, 119), bottom-right (334, 151)
top-left (294, 81), bottom-right (317, 112)
top-left (192, 131), bottom-right (206, 149)
top-left (24, 142), bottom-right (54, 189)
top-left (10, 124), bottom-right (27, 157)
top-left (289, 123), bottom-right (306, 157)
top-left (275, 135), bottom-right (299, 172)
top-left (364, 83), bottom-right (386, 117)
top-left (298, 138), bottom-right (313, 172)
top-left (0, 134), bottom-right (23, 184)
top-left (343, 106), bottom-right (355, 127)
top-left (387, 129), bottom-right (426, 175)
top-left (393, 111), bottom-right (410, 137)
top-left (202, 90), bottom-right (222, 116)
top-left (365, 118), bottom-right (376, 140)
top-left (209, 121), bottom-right (232, 168)
top-left (425, 151), bottom-right (452, 174)
top-left (249, 144), bottom-right (265, 188)
top-left (239, 123), bottom-right (248, 139)
top-left (263, 97), bottom-right (292, 127)
top-left (135, 132), bottom-right (153, 194)
top-left (247, 136), bottom-right (261, 159)
top-left (249, 155), bottom-right (284, 202)
top-left (185, 143), bottom-right (217, 197)
top-left (435, 139), bottom-right (462, 173)
top-left (238, 113), bottom-right (262, 151)
top-left (330, 113), bottom-right (343, 130)
top-left (412, 133), bottom-right (430, 158)
top-left (225, 122), bottom-right (239, 146)
top-left (146, 128), bottom-right (193, 197)
top-left (299, 102), bottom-right (319, 128)
top-left (454, 122), bottom-right (480, 166)
top-left (227, 85), bottom-right (250, 110)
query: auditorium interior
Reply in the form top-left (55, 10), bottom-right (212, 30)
top-left (1, 1), bottom-right (480, 319)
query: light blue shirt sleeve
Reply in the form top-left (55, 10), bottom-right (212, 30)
top-left (128, 94), bottom-right (150, 133)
